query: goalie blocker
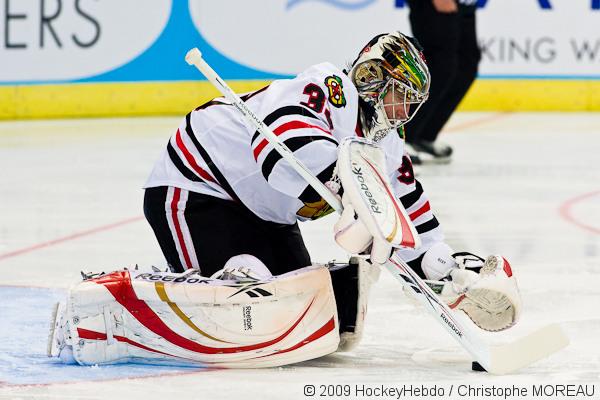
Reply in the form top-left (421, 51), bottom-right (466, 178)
top-left (48, 255), bottom-right (377, 367)
top-left (332, 138), bottom-right (522, 332)
top-left (334, 137), bottom-right (421, 264)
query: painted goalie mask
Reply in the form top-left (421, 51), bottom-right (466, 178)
top-left (349, 32), bottom-right (430, 142)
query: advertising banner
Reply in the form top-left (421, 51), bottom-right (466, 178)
top-left (1, 0), bottom-right (598, 117)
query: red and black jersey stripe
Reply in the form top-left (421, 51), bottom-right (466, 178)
top-left (183, 113), bottom-right (242, 203)
top-left (167, 142), bottom-right (207, 183)
top-left (415, 216), bottom-right (440, 234)
top-left (261, 135), bottom-right (338, 181)
top-left (194, 99), bottom-right (228, 111)
top-left (298, 162), bottom-right (337, 204)
top-left (240, 85), bottom-right (270, 102)
top-left (398, 180), bottom-right (440, 235)
top-left (399, 180), bottom-right (424, 209)
top-left (195, 85), bottom-right (269, 112)
top-left (251, 105), bottom-right (320, 144)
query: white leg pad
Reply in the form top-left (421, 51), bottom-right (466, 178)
top-left (50, 265), bottom-right (340, 368)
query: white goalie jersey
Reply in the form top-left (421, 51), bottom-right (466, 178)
top-left (145, 62), bottom-right (443, 263)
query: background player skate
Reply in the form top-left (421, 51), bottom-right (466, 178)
top-left (48, 32), bottom-right (522, 368)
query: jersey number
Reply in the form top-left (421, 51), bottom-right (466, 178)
top-left (397, 155), bottom-right (415, 185)
top-left (300, 84), bottom-right (325, 113)
top-left (300, 84), bottom-right (334, 129)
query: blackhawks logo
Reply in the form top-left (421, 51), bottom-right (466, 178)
top-left (296, 198), bottom-right (334, 220)
top-left (324, 75), bottom-right (346, 108)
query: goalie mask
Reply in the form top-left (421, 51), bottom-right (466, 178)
top-left (349, 32), bottom-right (430, 142)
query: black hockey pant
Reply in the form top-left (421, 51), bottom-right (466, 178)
top-left (143, 186), bottom-right (311, 275)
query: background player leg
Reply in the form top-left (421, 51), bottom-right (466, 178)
top-left (405, 0), bottom-right (460, 163)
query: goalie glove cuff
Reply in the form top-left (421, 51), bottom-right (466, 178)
top-left (421, 242), bottom-right (458, 280)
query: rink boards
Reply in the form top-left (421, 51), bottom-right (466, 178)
top-left (1, 1), bottom-right (600, 119)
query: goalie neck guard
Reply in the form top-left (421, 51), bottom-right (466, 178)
top-left (349, 31), bottom-right (430, 142)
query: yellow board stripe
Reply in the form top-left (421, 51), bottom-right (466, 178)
top-left (458, 79), bottom-right (600, 111)
top-left (0, 81), bottom-right (271, 120)
top-left (154, 282), bottom-right (231, 344)
top-left (1, 79), bottom-right (600, 120)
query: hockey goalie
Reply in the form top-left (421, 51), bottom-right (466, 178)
top-left (48, 32), bottom-right (522, 368)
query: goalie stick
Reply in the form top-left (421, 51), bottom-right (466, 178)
top-left (385, 256), bottom-right (568, 374)
top-left (184, 48), bottom-right (569, 374)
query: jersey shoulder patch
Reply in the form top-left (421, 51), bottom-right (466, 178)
top-left (324, 74), bottom-right (347, 108)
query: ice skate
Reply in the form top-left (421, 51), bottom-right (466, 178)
top-left (410, 139), bottom-right (453, 164)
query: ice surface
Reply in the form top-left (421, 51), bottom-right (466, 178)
top-left (0, 113), bottom-right (598, 399)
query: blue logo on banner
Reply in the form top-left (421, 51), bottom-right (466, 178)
top-left (287, 0), bottom-right (376, 10)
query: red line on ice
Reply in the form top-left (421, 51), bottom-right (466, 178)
top-left (558, 190), bottom-right (600, 235)
top-left (0, 216), bottom-right (144, 262)
top-left (442, 112), bottom-right (511, 133)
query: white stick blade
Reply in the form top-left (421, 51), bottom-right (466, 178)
top-left (185, 48), bottom-right (202, 65)
top-left (488, 323), bottom-right (569, 375)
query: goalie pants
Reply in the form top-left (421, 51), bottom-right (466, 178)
top-left (404, 1), bottom-right (480, 143)
top-left (143, 186), bottom-right (311, 275)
